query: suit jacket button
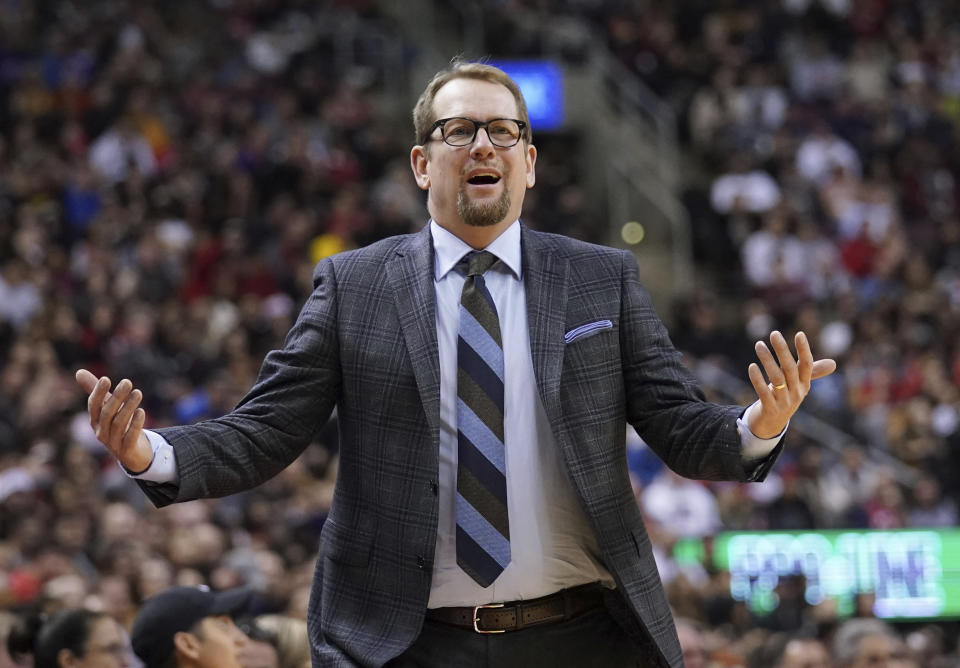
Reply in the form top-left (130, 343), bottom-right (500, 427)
top-left (416, 555), bottom-right (425, 569)
top-left (430, 481), bottom-right (438, 496)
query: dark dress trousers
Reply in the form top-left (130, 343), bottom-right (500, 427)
top-left (137, 224), bottom-right (782, 667)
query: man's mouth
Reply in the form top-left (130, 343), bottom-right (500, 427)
top-left (466, 172), bottom-right (501, 186)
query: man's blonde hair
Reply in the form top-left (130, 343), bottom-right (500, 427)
top-left (412, 57), bottom-right (532, 148)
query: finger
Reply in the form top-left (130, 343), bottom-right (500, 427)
top-left (110, 388), bottom-right (142, 447)
top-left (99, 378), bottom-right (133, 444)
top-left (811, 358), bottom-right (837, 380)
top-left (75, 368), bottom-right (98, 393)
top-left (88, 376), bottom-right (112, 432)
top-left (754, 340), bottom-right (783, 386)
top-left (795, 331), bottom-right (814, 385)
top-left (748, 362), bottom-right (774, 401)
top-left (770, 330), bottom-right (800, 388)
top-left (121, 408), bottom-right (146, 456)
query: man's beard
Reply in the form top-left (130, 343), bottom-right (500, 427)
top-left (457, 184), bottom-right (511, 227)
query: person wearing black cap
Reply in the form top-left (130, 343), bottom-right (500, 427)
top-left (130, 586), bottom-right (250, 668)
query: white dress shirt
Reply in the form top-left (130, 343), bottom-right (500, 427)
top-left (427, 220), bottom-right (615, 606)
top-left (133, 219), bottom-right (783, 606)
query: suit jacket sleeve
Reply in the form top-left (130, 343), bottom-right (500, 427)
top-left (137, 259), bottom-right (342, 506)
top-left (618, 250), bottom-right (781, 482)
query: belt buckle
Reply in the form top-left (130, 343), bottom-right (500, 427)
top-left (472, 603), bottom-right (505, 634)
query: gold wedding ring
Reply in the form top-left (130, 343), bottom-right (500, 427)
top-left (773, 383), bottom-right (787, 390)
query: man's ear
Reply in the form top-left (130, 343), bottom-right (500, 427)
top-left (58, 648), bottom-right (80, 668)
top-left (525, 143), bottom-right (537, 188)
top-left (173, 630), bottom-right (202, 660)
top-left (410, 145), bottom-right (430, 191)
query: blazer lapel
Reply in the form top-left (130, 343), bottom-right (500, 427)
top-left (387, 226), bottom-right (441, 437)
top-left (521, 226), bottom-right (569, 426)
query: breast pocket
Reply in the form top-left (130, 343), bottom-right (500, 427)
top-left (562, 319), bottom-right (618, 378)
top-left (564, 319), bottom-right (613, 344)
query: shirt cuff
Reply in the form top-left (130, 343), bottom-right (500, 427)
top-left (122, 430), bottom-right (180, 484)
top-left (737, 400), bottom-right (787, 460)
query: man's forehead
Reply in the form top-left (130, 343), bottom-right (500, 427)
top-left (200, 614), bottom-right (233, 626)
top-left (432, 78), bottom-right (518, 118)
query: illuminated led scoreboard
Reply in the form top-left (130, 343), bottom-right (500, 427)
top-left (674, 530), bottom-right (960, 620)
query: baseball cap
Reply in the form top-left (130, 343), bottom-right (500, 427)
top-left (131, 585), bottom-right (252, 667)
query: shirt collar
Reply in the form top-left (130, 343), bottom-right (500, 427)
top-left (430, 220), bottom-right (522, 281)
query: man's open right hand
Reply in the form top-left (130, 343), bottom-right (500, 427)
top-left (75, 368), bottom-right (153, 473)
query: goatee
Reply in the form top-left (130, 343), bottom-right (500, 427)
top-left (457, 187), bottom-right (511, 228)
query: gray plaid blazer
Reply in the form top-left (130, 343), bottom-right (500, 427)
top-left (140, 224), bottom-right (781, 667)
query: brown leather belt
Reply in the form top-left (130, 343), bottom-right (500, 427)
top-left (425, 583), bottom-right (607, 634)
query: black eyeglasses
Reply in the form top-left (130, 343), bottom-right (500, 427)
top-left (427, 117), bottom-right (527, 148)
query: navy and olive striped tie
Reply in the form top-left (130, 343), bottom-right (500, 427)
top-left (455, 250), bottom-right (510, 587)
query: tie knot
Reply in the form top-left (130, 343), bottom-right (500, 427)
top-left (461, 251), bottom-right (499, 277)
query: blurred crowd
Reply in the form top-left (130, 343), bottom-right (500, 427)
top-left (2, 0), bottom-right (960, 666)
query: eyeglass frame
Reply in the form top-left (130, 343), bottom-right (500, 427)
top-left (424, 117), bottom-right (528, 148)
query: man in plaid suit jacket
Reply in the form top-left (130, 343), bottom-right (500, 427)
top-left (78, 60), bottom-right (835, 667)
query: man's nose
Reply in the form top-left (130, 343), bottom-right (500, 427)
top-left (470, 126), bottom-right (496, 158)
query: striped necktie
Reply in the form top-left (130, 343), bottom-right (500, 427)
top-left (455, 250), bottom-right (510, 587)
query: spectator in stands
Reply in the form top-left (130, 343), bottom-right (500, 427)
top-left (130, 586), bottom-right (250, 668)
top-left (740, 208), bottom-right (805, 293)
top-left (87, 116), bottom-right (158, 185)
top-left (710, 154), bottom-right (782, 215)
top-left (641, 469), bottom-right (722, 539)
top-left (795, 122), bottom-right (861, 185)
top-left (819, 444), bottom-right (883, 527)
top-left (833, 618), bottom-right (900, 668)
top-left (6, 608), bottom-right (135, 667)
top-left (776, 636), bottom-right (831, 668)
top-left (0, 258), bottom-right (41, 331)
top-left (905, 474), bottom-right (958, 528)
top-left (246, 616), bottom-right (310, 668)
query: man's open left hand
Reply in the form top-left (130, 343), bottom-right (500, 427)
top-left (746, 330), bottom-right (837, 439)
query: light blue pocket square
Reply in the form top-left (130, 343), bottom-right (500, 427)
top-left (564, 319), bottom-right (613, 344)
